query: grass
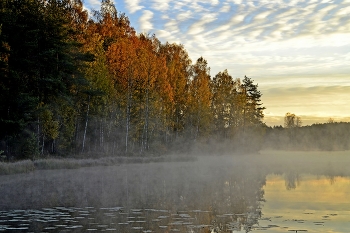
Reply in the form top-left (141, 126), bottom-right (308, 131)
top-left (1, 150), bottom-right (350, 176)
top-left (0, 155), bottom-right (196, 175)
top-left (0, 160), bottom-right (35, 175)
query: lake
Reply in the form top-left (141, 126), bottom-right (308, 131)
top-left (0, 151), bottom-right (349, 232)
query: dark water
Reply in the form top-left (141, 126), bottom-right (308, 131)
top-left (0, 154), bottom-right (349, 232)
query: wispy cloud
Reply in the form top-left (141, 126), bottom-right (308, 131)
top-left (177, 10), bottom-right (192, 21)
top-left (84, 0), bottom-right (101, 11)
top-left (188, 13), bottom-right (218, 35)
top-left (139, 10), bottom-right (154, 32)
top-left (151, 0), bottom-right (171, 11)
top-left (209, 0), bottom-right (220, 5)
top-left (125, 0), bottom-right (144, 13)
top-left (164, 19), bottom-right (180, 34)
top-left (85, 0), bottom-right (350, 125)
top-left (261, 85), bottom-right (350, 125)
top-left (219, 4), bottom-right (230, 12)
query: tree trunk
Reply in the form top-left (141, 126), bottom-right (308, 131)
top-left (41, 135), bottom-right (45, 155)
top-left (81, 95), bottom-right (90, 153)
top-left (100, 118), bottom-right (104, 150)
top-left (144, 71), bottom-right (150, 151)
top-left (74, 116), bottom-right (79, 153)
top-left (125, 74), bottom-right (132, 154)
top-left (37, 117), bottom-right (40, 152)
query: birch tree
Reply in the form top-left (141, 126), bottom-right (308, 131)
top-left (187, 57), bottom-right (212, 140)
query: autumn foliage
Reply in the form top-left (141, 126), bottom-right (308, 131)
top-left (0, 0), bottom-right (265, 159)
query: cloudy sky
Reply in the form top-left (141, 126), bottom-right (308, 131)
top-left (84, 0), bottom-right (350, 126)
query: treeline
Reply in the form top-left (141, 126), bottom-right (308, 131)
top-left (0, 0), bottom-right (265, 159)
top-left (264, 122), bottom-right (350, 151)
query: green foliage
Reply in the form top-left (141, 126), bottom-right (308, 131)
top-left (17, 132), bottom-right (39, 160)
top-left (0, 150), bottom-right (5, 162)
top-left (0, 0), bottom-right (90, 158)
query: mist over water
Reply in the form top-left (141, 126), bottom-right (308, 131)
top-left (1, 152), bottom-right (350, 232)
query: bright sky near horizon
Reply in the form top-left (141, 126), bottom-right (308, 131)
top-left (84, 0), bottom-right (350, 126)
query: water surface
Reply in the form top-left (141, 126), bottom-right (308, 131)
top-left (259, 174), bottom-right (350, 233)
top-left (0, 152), bottom-right (349, 232)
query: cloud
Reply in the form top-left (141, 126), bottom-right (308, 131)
top-left (177, 10), bottom-right (192, 21)
top-left (254, 9), bottom-right (274, 20)
top-left (219, 4), bottom-right (231, 12)
top-left (188, 13), bottom-right (218, 35)
top-left (84, 0), bottom-right (350, 125)
top-left (337, 5), bottom-right (350, 15)
top-left (84, 0), bottom-right (101, 10)
top-left (209, 0), bottom-right (220, 5)
top-left (164, 19), bottom-right (180, 34)
top-left (151, 0), bottom-right (170, 11)
top-left (230, 14), bottom-right (245, 23)
top-left (125, 0), bottom-right (144, 13)
top-left (261, 85), bottom-right (350, 125)
top-left (139, 10), bottom-right (154, 32)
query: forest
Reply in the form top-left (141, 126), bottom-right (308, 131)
top-left (0, 0), bottom-right (266, 160)
top-left (1, 0), bottom-right (348, 161)
top-left (264, 120), bottom-right (350, 151)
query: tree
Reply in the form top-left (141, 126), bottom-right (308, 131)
top-left (283, 112), bottom-right (302, 148)
top-left (327, 118), bottom-right (335, 124)
top-left (230, 76), bottom-right (266, 151)
top-left (0, 0), bottom-right (91, 158)
top-left (284, 112), bottom-right (302, 128)
top-left (0, 0), bottom-right (269, 157)
top-left (78, 27), bottom-right (114, 154)
top-left (241, 76), bottom-right (265, 128)
top-left (211, 69), bottom-right (235, 139)
top-left (159, 43), bottom-right (191, 141)
top-left (187, 57), bottom-right (212, 140)
top-left (137, 35), bottom-right (170, 152)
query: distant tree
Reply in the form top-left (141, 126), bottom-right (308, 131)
top-left (327, 118), bottom-right (335, 123)
top-left (296, 116), bottom-right (302, 127)
top-left (284, 113), bottom-right (295, 128)
top-left (284, 112), bottom-right (302, 128)
top-left (283, 112), bottom-right (302, 149)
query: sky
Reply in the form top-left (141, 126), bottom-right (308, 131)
top-left (83, 0), bottom-right (350, 126)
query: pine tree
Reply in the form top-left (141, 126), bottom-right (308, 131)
top-left (0, 0), bottom-right (91, 157)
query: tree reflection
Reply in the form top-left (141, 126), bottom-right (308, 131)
top-left (120, 160), bottom-right (267, 232)
top-left (284, 172), bottom-right (301, 190)
top-left (0, 157), bottom-right (267, 232)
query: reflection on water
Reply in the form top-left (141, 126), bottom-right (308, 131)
top-left (284, 172), bottom-right (301, 190)
top-left (0, 157), bottom-right (266, 232)
top-left (0, 207), bottom-right (260, 232)
top-left (262, 174), bottom-right (350, 233)
top-left (0, 155), bottom-right (350, 232)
